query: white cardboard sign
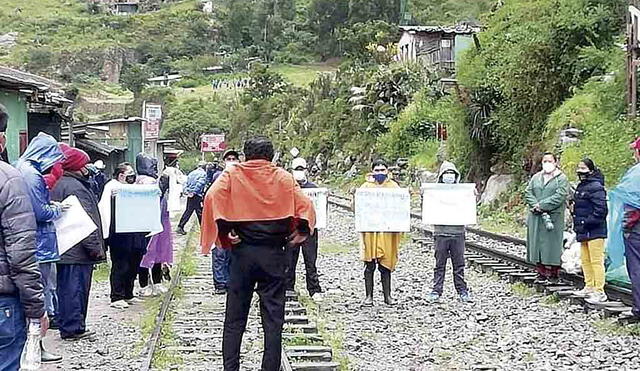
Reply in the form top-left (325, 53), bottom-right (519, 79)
top-left (421, 183), bottom-right (477, 226)
top-left (355, 188), bottom-right (411, 232)
top-left (54, 195), bottom-right (98, 256)
top-left (302, 188), bottom-right (328, 230)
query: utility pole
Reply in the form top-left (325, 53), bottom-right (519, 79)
top-left (628, 1), bottom-right (640, 117)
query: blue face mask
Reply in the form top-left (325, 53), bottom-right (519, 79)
top-left (373, 173), bottom-right (387, 183)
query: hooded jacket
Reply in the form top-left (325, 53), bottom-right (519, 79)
top-left (14, 133), bottom-right (64, 263)
top-left (0, 161), bottom-right (45, 318)
top-left (572, 171), bottom-right (608, 242)
top-left (135, 153), bottom-right (158, 185)
top-left (50, 172), bottom-right (106, 264)
top-left (433, 161), bottom-right (465, 236)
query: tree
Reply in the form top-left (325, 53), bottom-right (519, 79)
top-left (163, 96), bottom-right (230, 151)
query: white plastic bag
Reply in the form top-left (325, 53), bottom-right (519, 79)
top-left (562, 232), bottom-right (582, 274)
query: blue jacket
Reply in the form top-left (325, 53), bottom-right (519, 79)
top-left (184, 168), bottom-right (208, 197)
top-left (14, 133), bottom-right (64, 263)
top-left (572, 173), bottom-right (608, 242)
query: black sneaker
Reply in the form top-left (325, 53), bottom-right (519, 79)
top-left (214, 287), bottom-right (227, 295)
top-left (49, 317), bottom-right (59, 330)
top-left (176, 227), bottom-right (187, 235)
top-left (62, 330), bottom-right (95, 341)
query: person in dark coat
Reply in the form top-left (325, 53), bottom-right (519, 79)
top-left (0, 105), bottom-right (48, 371)
top-left (285, 157), bottom-right (323, 300)
top-left (50, 145), bottom-right (106, 340)
top-left (571, 158), bottom-right (608, 303)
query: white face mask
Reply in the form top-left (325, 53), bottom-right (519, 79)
top-left (225, 161), bottom-right (238, 170)
top-left (292, 170), bottom-right (307, 182)
top-left (442, 173), bottom-right (456, 184)
top-left (542, 162), bottom-right (556, 174)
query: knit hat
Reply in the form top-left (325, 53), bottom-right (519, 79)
top-left (59, 143), bottom-right (90, 171)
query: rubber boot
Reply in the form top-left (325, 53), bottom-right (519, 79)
top-left (381, 270), bottom-right (395, 306)
top-left (363, 268), bottom-right (374, 306)
top-left (41, 341), bottom-right (62, 363)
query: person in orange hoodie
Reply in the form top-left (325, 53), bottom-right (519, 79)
top-left (200, 136), bottom-right (315, 371)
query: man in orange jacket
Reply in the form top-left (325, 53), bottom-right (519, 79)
top-left (201, 136), bottom-right (315, 371)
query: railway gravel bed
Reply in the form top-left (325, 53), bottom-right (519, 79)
top-left (309, 205), bottom-right (640, 370)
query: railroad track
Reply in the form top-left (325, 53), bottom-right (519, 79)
top-left (327, 193), bottom-right (637, 323)
top-left (140, 227), bottom-right (340, 371)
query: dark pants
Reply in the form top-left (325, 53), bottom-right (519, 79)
top-left (110, 247), bottom-right (145, 302)
top-left (139, 263), bottom-right (162, 288)
top-left (0, 295), bottom-right (26, 371)
top-left (285, 232), bottom-right (322, 296)
top-left (624, 231), bottom-right (640, 317)
top-left (223, 243), bottom-right (286, 371)
top-left (433, 235), bottom-right (468, 295)
top-left (364, 260), bottom-right (391, 276)
top-left (178, 195), bottom-right (203, 229)
top-left (212, 247), bottom-right (230, 290)
top-left (57, 264), bottom-right (93, 338)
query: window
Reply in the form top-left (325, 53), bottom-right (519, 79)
top-left (441, 39), bottom-right (451, 48)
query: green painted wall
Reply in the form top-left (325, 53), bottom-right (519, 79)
top-left (127, 122), bottom-right (143, 165)
top-left (0, 90), bottom-right (28, 162)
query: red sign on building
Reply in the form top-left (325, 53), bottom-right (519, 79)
top-left (201, 134), bottom-right (226, 152)
top-left (143, 103), bottom-right (162, 139)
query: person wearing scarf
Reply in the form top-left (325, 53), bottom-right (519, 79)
top-left (50, 144), bottom-right (106, 340)
top-left (200, 136), bottom-right (315, 371)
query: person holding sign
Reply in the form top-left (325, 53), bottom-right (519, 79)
top-left (200, 136), bottom-right (315, 371)
top-left (525, 152), bottom-right (569, 284)
top-left (50, 144), bottom-right (106, 340)
top-left (426, 161), bottom-right (472, 303)
top-left (360, 159), bottom-right (402, 306)
top-left (286, 157), bottom-right (323, 301)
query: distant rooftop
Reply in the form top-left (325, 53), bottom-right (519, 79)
top-left (0, 66), bottom-right (62, 92)
top-left (400, 24), bottom-right (480, 35)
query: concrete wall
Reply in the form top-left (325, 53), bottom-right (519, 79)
top-left (0, 90), bottom-right (28, 162)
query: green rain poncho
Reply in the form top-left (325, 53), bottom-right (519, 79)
top-left (525, 170), bottom-right (569, 266)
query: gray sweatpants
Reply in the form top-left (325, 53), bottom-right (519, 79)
top-left (433, 234), bottom-right (468, 295)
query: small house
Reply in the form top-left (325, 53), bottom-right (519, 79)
top-left (113, 1), bottom-right (139, 15)
top-left (0, 66), bottom-right (71, 162)
top-left (397, 24), bottom-right (479, 74)
top-left (148, 74), bottom-right (182, 87)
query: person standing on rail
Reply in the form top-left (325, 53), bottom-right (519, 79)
top-left (208, 149), bottom-right (240, 295)
top-left (426, 161), bottom-right (472, 303)
top-left (0, 106), bottom-right (49, 370)
top-left (570, 158), bottom-right (608, 304)
top-left (525, 152), bottom-right (569, 284)
top-left (200, 136), bottom-right (315, 371)
top-left (286, 157), bottom-right (324, 301)
top-left (176, 161), bottom-right (208, 235)
top-left (613, 138), bottom-right (640, 322)
top-left (360, 159), bottom-right (401, 306)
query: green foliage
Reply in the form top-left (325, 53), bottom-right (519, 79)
top-left (449, 0), bottom-right (625, 179)
top-left (408, 0), bottom-right (493, 25)
top-left (162, 94), bottom-right (231, 151)
top-left (510, 282), bottom-right (536, 298)
top-left (545, 51), bottom-right (639, 187)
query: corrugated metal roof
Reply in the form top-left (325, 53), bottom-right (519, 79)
top-left (399, 25), bottom-right (480, 35)
top-left (0, 66), bottom-right (62, 91)
top-left (75, 138), bottom-right (125, 156)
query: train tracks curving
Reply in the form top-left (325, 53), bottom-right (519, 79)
top-left (326, 193), bottom-right (636, 322)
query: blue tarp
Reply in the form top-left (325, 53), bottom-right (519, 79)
top-left (605, 163), bottom-right (640, 287)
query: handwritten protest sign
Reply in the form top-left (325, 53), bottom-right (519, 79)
top-left (355, 188), bottom-right (411, 232)
top-left (115, 184), bottom-right (162, 233)
top-left (421, 183), bottom-right (477, 226)
top-left (54, 195), bottom-right (97, 256)
top-left (302, 188), bottom-right (328, 229)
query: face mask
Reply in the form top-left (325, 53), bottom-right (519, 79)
top-left (577, 171), bottom-right (590, 181)
top-left (442, 173), bottom-right (456, 184)
top-left (542, 162), bottom-right (556, 173)
top-left (292, 170), bottom-right (307, 182)
top-left (372, 173), bottom-right (387, 183)
top-left (125, 174), bottom-right (136, 184)
top-left (225, 161), bottom-right (237, 170)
